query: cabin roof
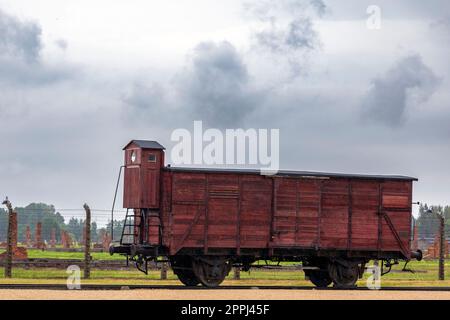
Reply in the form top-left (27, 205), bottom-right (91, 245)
top-left (164, 167), bottom-right (418, 181)
top-left (123, 140), bottom-right (165, 150)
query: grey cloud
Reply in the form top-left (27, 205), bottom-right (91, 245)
top-left (175, 41), bottom-right (262, 128)
top-left (255, 17), bottom-right (319, 53)
top-left (430, 16), bottom-right (450, 44)
top-left (0, 9), bottom-right (72, 86)
top-left (123, 82), bottom-right (164, 117)
top-left (0, 0), bottom-right (449, 223)
top-left (286, 18), bottom-right (319, 50)
top-left (0, 59), bottom-right (74, 86)
top-left (246, 0), bottom-right (324, 77)
top-left (361, 55), bottom-right (440, 127)
top-left (122, 41), bottom-right (263, 128)
top-left (309, 0), bottom-right (327, 17)
top-left (0, 76), bottom-right (135, 215)
top-left (123, 2), bottom-right (325, 125)
top-left (0, 9), bottom-right (41, 62)
top-left (55, 39), bottom-right (68, 50)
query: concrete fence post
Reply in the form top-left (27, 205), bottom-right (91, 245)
top-left (83, 203), bottom-right (92, 279)
top-left (233, 267), bottom-right (240, 280)
top-left (160, 260), bottom-right (168, 280)
top-left (2, 197), bottom-right (14, 278)
top-left (439, 214), bottom-right (445, 281)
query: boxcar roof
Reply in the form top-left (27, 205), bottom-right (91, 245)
top-left (164, 166), bottom-right (418, 181)
top-left (123, 140), bottom-right (165, 150)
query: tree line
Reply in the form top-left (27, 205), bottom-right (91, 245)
top-left (415, 204), bottom-right (450, 238)
top-left (0, 203), bottom-right (124, 244)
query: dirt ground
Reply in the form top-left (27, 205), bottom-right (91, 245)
top-left (0, 289), bottom-right (450, 300)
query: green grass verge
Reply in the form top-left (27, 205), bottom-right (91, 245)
top-left (25, 249), bottom-right (125, 261)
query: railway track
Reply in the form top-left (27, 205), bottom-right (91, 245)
top-left (0, 284), bottom-right (449, 291)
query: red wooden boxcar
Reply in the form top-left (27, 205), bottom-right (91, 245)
top-left (111, 140), bottom-right (422, 287)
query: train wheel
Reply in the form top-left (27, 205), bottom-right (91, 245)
top-left (192, 256), bottom-right (232, 287)
top-left (329, 262), bottom-right (359, 288)
top-left (176, 270), bottom-right (201, 286)
top-left (305, 270), bottom-right (332, 288)
top-left (169, 256), bottom-right (200, 287)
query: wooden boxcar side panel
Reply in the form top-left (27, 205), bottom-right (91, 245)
top-left (297, 179), bottom-right (320, 246)
top-left (163, 169), bottom-right (413, 258)
top-left (166, 172), bottom-right (273, 254)
top-left (141, 168), bottom-right (159, 208)
top-left (320, 179), bottom-right (349, 249)
top-left (206, 174), bottom-right (239, 248)
top-left (161, 172), bottom-right (172, 246)
top-left (272, 178), bottom-right (321, 247)
top-left (272, 178), bottom-right (297, 246)
top-left (239, 175), bottom-right (272, 248)
top-left (380, 181), bottom-right (412, 254)
top-left (123, 167), bottom-right (140, 208)
top-left (169, 172), bottom-right (206, 253)
top-left (350, 180), bottom-right (379, 249)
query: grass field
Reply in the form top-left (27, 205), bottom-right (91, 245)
top-left (25, 249), bottom-right (124, 261)
top-left (1, 249), bottom-right (450, 287)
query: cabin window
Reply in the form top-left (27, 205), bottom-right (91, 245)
top-left (130, 150), bottom-right (137, 163)
top-left (148, 154), bottom-right (157, 162)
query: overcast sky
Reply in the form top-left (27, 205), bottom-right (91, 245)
top-left (0, 0), bottom-right (449, 224)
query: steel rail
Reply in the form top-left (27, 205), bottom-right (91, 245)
top-left (0, 284), bottom-right (450, 291)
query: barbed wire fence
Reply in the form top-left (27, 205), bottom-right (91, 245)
top-left (0, 207), bottom-right (129, 243)
top-left (0, 203), bottom-right (448, 283)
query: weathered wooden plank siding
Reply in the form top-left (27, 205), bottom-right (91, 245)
top-left (350, 180), bottom-right (379, 249)
top-left (162, 170), bottom-right (413, 257)
top-left (320, 179), bottom-right (349, 249)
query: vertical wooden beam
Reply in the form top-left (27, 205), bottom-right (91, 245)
top-left (237, 176), bottom-right (241, 255)
top-left (139, 209), bottom-right (145, 244)
top-left (204, 174), bottom-right (209, 255)
top-left (295, 179), bottom-right (299, 245)
top-left (316, 181), bottom-right (323, 249)
top-left (408, 181), bottom-right (413, 251)
top-left (347, 181), bottom-right (353, 250)
top-left (83, 203), bottom-right (91, 279)
top-left (269, 177), bottom-right (278, 254)
top-left (377, 183), bottom-right (383, 257)
top-left (168, 172), bottom-right (174, 252)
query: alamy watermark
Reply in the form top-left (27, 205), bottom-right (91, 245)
top-left (170, 121), bottom-right (280, 175)
top-left (366, 5), bottom-right (381, 30)
top-left (66, 265), bottom-right (81, 290)
top-left (365, 264), bottom-right (381, 289)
